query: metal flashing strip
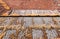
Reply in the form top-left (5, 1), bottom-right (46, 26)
top-left (1, 10), bottom-right (60, 16)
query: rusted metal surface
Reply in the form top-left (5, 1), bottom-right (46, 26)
top-left (0, 4), bottom-right (10, 15)
top-left (0, 0), bottom-right (11, 15)
top-left (2, 0), bottom-right (59, 10)
top-left (0, 0), bottom-right (60, 16)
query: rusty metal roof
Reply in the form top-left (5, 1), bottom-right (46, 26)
top-left (3, 0), bottom-right (58, 10)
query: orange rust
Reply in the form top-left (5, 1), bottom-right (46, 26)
top-left (0, 0), bottom-right (10, 10)
top-left (3, 0), bottom-right (59, 10)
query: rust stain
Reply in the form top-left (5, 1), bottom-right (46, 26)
top-left (3, 0), bottom-right (59, 10)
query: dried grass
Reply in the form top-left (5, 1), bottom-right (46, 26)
top-left (0, 17), bottom-right (59, 39)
